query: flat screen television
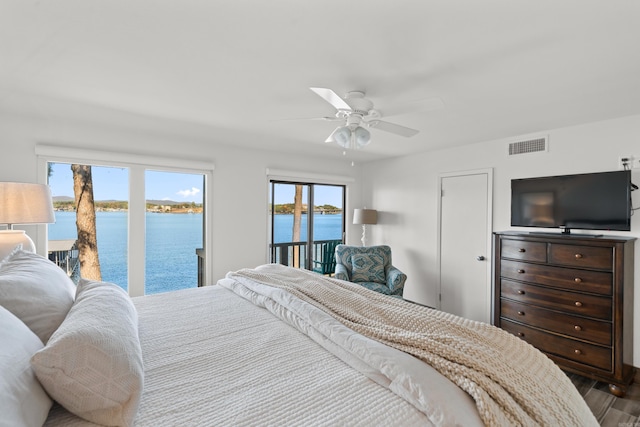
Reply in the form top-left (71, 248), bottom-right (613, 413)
top-left (511, 170), bottom-right (631, 235)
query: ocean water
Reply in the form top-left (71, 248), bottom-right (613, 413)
top-left (49, 211), bottom-right (342, 294)
top-left (49, 211), bottom-right (203, 294)
top-left (272, 213), bottom-right (343, 243)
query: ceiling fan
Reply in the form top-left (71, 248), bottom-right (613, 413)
top-left (308, 87), bottom-right (426, 150)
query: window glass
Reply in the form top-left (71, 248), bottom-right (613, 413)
top-left (144, 170), bottom-right (203, 294)
top-left (269, 181), bottom-right (344, 272)
top-left (47, 162), bottom-right (206, 295)
top-left (47, 163), bottom-right (129, 291)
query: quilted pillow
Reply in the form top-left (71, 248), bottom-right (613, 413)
top-left (0, 248), bottom-right (76, 344)
top-left (350, 253), bottom-right (386, 284)
top-left (0, 306), bottom-right (53, 427)
top-left (31, 279), bottom-right (144, 427)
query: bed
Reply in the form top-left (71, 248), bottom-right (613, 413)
top-left (0, 249), bottom-right (598, 426)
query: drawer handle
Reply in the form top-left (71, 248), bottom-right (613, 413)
top-left (574, 277), bottom-right (582, 283)
top-left (517, 269), bottom-right (525, 274)
top-left (574, 301), bottom-right (583, 307)
top-left (517, 311), bottom-right (525, 316)
top-left (517, 332), bottom-right (525, 338)
top-left (575, 253), bottom-right (583, 259)
top-left (517, 290), bottom-right (525, 295)
top-left (574, 325), bottom-right (582, 331)
top-left (518, 248), bottom-right (526, 253)
top-left (574, 349), bottom-right (582, 355)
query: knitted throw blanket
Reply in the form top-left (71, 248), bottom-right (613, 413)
top-left (229, 265), bottom-right (598, 427)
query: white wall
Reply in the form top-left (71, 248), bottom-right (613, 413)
top-left (362, 113), bottom-right (640, 364)
top-left (0, 110), bottom-right (363, 282)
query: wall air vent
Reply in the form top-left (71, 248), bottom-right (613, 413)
top-left (508, 136), bottom-right (548, 156)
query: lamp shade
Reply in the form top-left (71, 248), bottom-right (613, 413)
top-left (0, 182), bottom-right (55, 227)
top-left (353, 208), bottom-right (377, 225)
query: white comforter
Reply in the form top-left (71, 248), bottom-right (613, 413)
top-left (46, 278), bottom-right (481, 426)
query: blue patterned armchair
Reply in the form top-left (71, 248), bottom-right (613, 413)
top-left (334, 245), bottom-right (406, 297)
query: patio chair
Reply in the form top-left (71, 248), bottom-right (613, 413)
top-left (312, 240), bottom-right (340, 275)
top-left (334, 244), bottom-right (406, 296)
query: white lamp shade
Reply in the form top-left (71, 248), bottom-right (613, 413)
top-left (353, 208), bottom-right (377, 225)
top-left (0, 182), bottom-right (55, 227)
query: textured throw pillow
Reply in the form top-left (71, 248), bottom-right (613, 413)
top-left (351, 253), bottom-right (386, 284)
top-left (31, 279), bottom-right (144, 427)
top-left (0, 248), bottom-right (76, 344)
top-left (0, 305), bottom-right (53, 427)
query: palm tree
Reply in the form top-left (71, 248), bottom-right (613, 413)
top-left (71, 164), bottom-right (102, 280)
top-left (292, 184), bottom-right (303, 268)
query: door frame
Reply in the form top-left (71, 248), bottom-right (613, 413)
top-left (265, 168), bottom-right (353, 265)
top-left (437, 168), bottom-right (494, 321)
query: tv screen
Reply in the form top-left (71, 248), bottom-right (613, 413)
top-left (511, 170), bottom-right (631, 233)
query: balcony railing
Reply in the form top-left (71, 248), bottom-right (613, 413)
top-left (48, 240), bottom-right (80, 282)
top-left (270, 239), bottom-right (342, 270)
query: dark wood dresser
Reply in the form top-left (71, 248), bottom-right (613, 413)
top-left (493, 231), bottom-right (635, 396)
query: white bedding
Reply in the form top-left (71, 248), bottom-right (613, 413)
top-left (45, 281), bottom-right (481, 426)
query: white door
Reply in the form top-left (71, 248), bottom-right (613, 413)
top-left (439, 170), bottom-right (492, 323)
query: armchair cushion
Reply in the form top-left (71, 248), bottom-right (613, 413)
top-left (334, 264), bottom-right (349, 281)
top-left (350, 253), bottom-right (386, 284)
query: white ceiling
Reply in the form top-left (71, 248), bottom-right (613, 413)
top-left (1, 0), bottom-right (639, 162)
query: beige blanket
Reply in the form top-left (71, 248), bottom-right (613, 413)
top-left (228, 264), bottom-right (598, 427)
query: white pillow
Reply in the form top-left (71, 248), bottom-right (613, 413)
top-left (31, 279), bottom-right (144, 427)
top-left (0, 248), bottom-right (76, 344)
top-left (0, 305), bottom-right (53, 427)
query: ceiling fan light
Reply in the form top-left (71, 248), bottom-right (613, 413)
top-left (329, 126), bottom-right (351, 148)
top-left (354, 126), bottom-right (371, 147)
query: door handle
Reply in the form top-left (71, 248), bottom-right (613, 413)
top-left (476, 255), bottom-right (485, 261)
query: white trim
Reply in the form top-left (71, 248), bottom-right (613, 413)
top-left (437, 168), bottom-right (494, 322)
top-left (266, 168), bottom-right (354, 185)
top-left (128, 167), bottom-right (146, 297)
top-left (36, 144), bottom-right (214, 295)
top-left (35, 144), bottom-right (214, 172)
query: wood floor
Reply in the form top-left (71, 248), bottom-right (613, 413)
top-left (567, 372), bottom-right (640, 426)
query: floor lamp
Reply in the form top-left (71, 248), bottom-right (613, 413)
top-left (0, 182), bottom-right (55, 260)
top-left (353, 208), bottom-right (377, 246)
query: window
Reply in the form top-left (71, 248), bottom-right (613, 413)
top-left (144, 170), bottom-right (203, 294)
top-left (269, 180), bottom-right (345, 272)
top-left (37, 145), bottom-right (213, 296)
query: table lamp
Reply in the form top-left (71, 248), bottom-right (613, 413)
top-left (0, 182), bottom-right (55, 260)
top-left (353, 208), bottom-right (377, 246)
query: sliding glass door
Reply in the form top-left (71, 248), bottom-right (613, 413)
top-left (269, 181), bottom-right (345, 272)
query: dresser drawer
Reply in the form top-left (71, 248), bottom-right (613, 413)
top-left (500, 298), bottom-right (611, 345)
top-left (500, 280), bottom-right (612, 320)
top-left (501, 259), bottom-right (612, 296)
top-left (549, 244), bottom-right (613, 270)
top-left (501, 319), bottom-right (612, 371)
top-left (501, 239), bottom-right (547, 262)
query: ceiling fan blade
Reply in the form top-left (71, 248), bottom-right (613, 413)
top-left (310, 87), bottom-right (352, 111)
top-left (368, 120), bottom-right (419, 137)
top-left (383, 97), bottom-right (445, 118)
top-left (272, 116), bottom-right (342, 122)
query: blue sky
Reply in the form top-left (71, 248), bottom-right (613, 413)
top-left (48, 163), bottom-right (343, 206)
top-left (272, 183), bottom-right (343, 207)
top-left (48, 163), bottom-right (204, 203)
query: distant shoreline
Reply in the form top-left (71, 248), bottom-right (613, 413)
top-left (54, 208), bottom-right (203, 214)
